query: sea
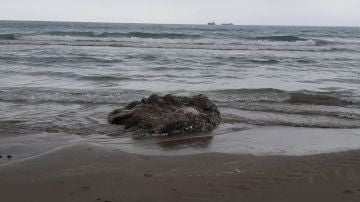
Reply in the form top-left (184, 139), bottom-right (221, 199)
top-left (0, 21), bottom-right (360, 157)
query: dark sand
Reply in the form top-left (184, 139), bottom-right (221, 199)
top-left (1, 144), bottom-right (360, 202)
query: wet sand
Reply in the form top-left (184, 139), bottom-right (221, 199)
top-left (1, 144), bottom-right (360, 202)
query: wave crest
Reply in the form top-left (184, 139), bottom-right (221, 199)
top-left (251, 35), bottom-right (331, 46)
top-left (208, 88), bottom-right (359, 107)
top-left (253, 35), bottom-right (307, 42)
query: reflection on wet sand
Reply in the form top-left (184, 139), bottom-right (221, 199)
top-left (155, 135), bottom-right (213, 149)
top-left (2, 125), bottom-right (360, 164)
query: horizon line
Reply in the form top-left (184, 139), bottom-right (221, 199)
top-left (0, 19), bottom-right (359, 28)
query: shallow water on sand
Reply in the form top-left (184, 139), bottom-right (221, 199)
top-left (1, 126), bottom-right (360, 167)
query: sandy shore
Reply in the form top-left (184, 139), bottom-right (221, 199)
top-left (1, 144), bottom-right (360, 202)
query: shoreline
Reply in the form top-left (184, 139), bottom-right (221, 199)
top-left (1, 126), bottom-right (360, 161)
top-left (1, 143), bottom-right (360, 202)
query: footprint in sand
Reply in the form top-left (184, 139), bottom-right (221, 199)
top-left (343, 190), bottom-right (354, 194)
top-left (144, 172), bottom-right (153, 177)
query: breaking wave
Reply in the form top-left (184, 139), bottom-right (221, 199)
top-left (1, 87), bottom-right (357, 107)
top-left (251, 35), bottom-right (332, 46)
top-left (209, 88), bottom-right (360, 128)
top-left (207, 88), bottom-right (359, 107)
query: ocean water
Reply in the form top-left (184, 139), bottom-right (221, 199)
top-left (1, 21), bottom-right (360, 156)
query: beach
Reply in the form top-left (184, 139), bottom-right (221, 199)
top-left (1, 126), bottom-right (360, 201)
top-left (1, 21), bottom-right (360, 201)
top-left (1, 143), bottom-right (360, 202)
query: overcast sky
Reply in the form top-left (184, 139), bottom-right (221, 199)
top-left (1, 0), bottom-right (360, 26)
